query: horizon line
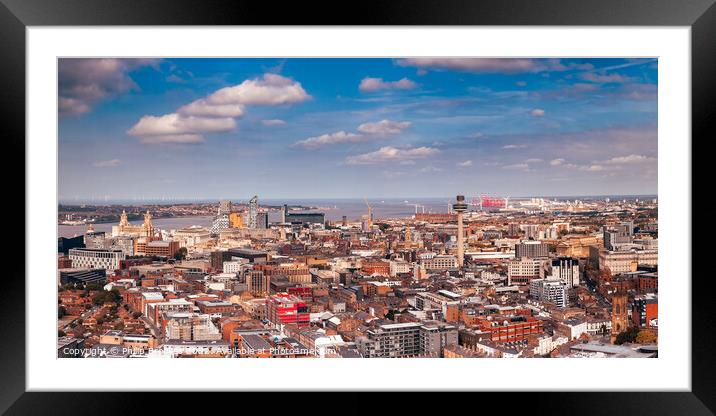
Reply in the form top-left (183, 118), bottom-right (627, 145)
top-left (58, 193), bottom-right (658, 204)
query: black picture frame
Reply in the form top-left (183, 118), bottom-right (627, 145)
top-left (1, 0), bottom-right (711, 414)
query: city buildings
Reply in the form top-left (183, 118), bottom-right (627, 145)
top-left (54, 55), bottom-right (661, 366)
top-left (173, 226), bottom-right (212, 248)
top-left (57, 195), bottom-right (658, 360)
top-left (282, 204), bottom-right (326, 225)
top-left (596, 247), bottom-right (659, 274)
top-left (356, 322), bottom-right (422, 358)
top-left (229, 212), bottom-right (244, 228)
top-left (247, 269), bottom-right (270, 296)
top-left (266, 293), bottom-right (310, 328)
top-left (550, 257), bottom-right (580, 287)
top-left (143, 240), bottom-right (180, 258)
top-left (218, 200), bottom-right (232, 215)
top-left (421, 255), bottom-right (458, 271)
top-left (223, 260), bottom-right (246, 275)
top-left (164, 313), bottom-right (222, 341)
top-left (68, 248), bottom-right (125, 273)
top-left (111, 210), bottom-right (155, 238)
top-left (632, 293), bottom-right (658, 329)
top-left (248, 196), bottom-right (258, 229)
top-left (515, 240), bottom-right (549, 259)
top-left (508, 258), bottom-right (546, 285)
top-left (58, 268), bottom-right (107, 286)
top-left (210, 213), bottom-right (230, 235)
top-left (529, 278), bottom-right (568, 308)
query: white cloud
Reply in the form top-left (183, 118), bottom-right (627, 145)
top-left (603, 154), bottom-right (655, 164)
top-left (502, 144), bottom-right (527, 149)
top-left (357, 120), bottom-right (411, 136)
top-left (345, 146), bottom-right (439, 165)
top-left (556, 161), bottom-right (608, 172)
top-left (137, 134), bottom-right (205, 145)
top-left (59, 58), bottom-right (158, 116)
top-left (525, 158), bottom-right (544, 163)
top-left (130, 73), bottom-right (309, 144)
top-left (294, 119), bottom-right (410, 149)
top-left (531, 108), bottom-right (546, 117)
top-left (59, 98), bottom-right (91, 116)
top-left (92, 159), bottom-right (121, 168)
top-left (176, 74), bottom-right (308, 118)
top-left (397, 58), bottom-right (541, 73)
top-left (580, 72), bottom-right (634, 83)
top-left (458, 160), bottom-right (473, 167)
top-left (502, 163), bottom-right (530, 171)
top-left (396, 58), bottom-right (588, 74)
top-left (550, 158), bottom-right (565, 166)
top-left (261, 119), bottom-right (286, 126)
top-left (177, 100), bottom-right (246, 118)
top-left (580, 164), bottom-right (605, 172)
top-left (293, 131), bottom-right (363, 149)
top-left (166, 74), bottom-right (186, 83)
top-left (204, 73), bottom-right (311, 106)
top-left (127, 113), bottom-right (235, 143)
top-left (618, 84), bottom-right (657, 101)
top-left (359, 77), bottom-right (418, 92)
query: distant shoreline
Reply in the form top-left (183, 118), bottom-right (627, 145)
top-left (57, 214), bottom-right (220, 227)
top-left (58, 195), bottom-right (657, 206)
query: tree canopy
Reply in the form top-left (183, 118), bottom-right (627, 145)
top-left (92, 289), bottom-right (122, 306)
top-left (174, 247), bottom-right (188, 261)
top-left (614, 326), bottom-right (639, 345)
top-left (635, 330), bottom-right (657, 344)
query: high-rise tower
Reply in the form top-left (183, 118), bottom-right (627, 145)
top-left (248, 196), bottom-right (258, 229)
top-left (218, 200), bottom-right (232, 215)
top-left (452, 195), bottom-right (468, 268)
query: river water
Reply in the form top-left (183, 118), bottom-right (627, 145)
top-left (57, 198), bottom-right (456, 238)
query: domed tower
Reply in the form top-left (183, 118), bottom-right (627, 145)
top-left (119, 209), bottom-right (129, 228)
top-left (141, 210), bottom-right (154, 238)
top-left (611, 290), bottom-right (629, 343)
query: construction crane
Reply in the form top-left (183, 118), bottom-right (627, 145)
top-left (364, 197), bottom-right (373, 228)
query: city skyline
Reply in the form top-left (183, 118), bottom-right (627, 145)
top-left (59, 58), bottom-right (657, 200)
top-left (58, 194), bottom-right (658, 205)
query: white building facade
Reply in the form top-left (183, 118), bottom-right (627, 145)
top-left (68, 248), bottom-right (125, 273)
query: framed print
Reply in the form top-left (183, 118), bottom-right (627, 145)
top-left (2, 0), bottom-right (713, 414)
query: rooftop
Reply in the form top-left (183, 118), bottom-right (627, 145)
top-left (569, 342), bottom-right (656, 358)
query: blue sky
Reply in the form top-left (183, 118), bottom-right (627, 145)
top-left (58, 58), bottom-right (657, 201)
